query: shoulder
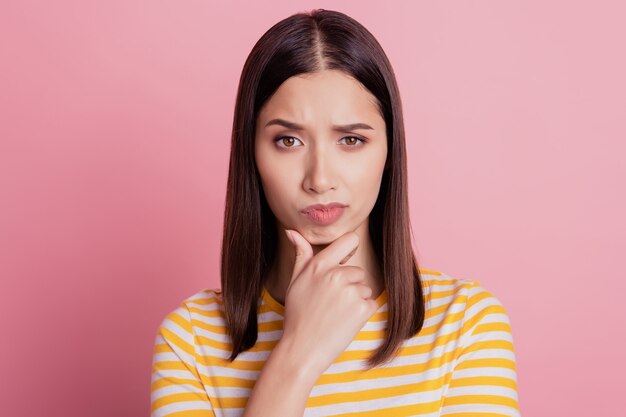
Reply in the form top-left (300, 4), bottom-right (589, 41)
top-left (182, 287), bottom-right (225, 313)
top-left (418, 268), bottom-right (511, 330)
top-left (419, 267), bottom-right (506, 305)
top-left (156, 287), bottom-right (226, 339)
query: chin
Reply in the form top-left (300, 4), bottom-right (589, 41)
top-left (302, 225), bottom-right (345, 244)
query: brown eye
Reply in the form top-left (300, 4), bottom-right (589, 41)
top-left (339, 136), bottom-right (366, 147)
top-left (274, 136), bottom-right (303, 148)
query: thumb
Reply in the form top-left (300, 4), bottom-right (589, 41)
top-left (284, 229), bottom-right (313, 283)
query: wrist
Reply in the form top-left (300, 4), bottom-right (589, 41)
top-left (270, 336), bottom-right (323, 389)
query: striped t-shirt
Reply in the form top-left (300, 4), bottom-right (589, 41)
top-left (151, 269), bottom-right (520, 416)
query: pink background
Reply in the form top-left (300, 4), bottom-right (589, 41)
top-left (1, 1), bottom-right (624, 416)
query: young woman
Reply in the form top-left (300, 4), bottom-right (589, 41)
top-left (151, 9), bottom-right (520, 417)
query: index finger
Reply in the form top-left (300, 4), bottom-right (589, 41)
top-left (312, 231), bottom-right (360, 272)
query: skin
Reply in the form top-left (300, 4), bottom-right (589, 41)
top-left (254, 69), bottom-right (388, 305)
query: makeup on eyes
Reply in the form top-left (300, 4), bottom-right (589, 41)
top-left (273, 135), bottom-right (367, 149)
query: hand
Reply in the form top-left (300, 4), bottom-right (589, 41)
top-left (279, 228), bottom-right (379, 377)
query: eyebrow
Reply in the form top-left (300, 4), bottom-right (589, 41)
top-left (264, 118), bottom-right (374, 133)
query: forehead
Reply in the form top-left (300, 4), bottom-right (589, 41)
top-left (258, 70), bottom-right (383, 124)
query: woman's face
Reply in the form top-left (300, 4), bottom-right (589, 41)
top-left (254, 69), bottom-right (388, 245)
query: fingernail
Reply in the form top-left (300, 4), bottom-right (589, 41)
top-left (284, 229), bottom-right (295, 245)
top-left (340, 249), bottom-right (355, 265)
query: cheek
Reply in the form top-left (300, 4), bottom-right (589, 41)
top-left (261, 171), bottom-right (284, 195)
top-left (258, 155), bottom-right (290, 191)
top-left (257, 161), bottom-right (297, 215)
top-left (348, 150), bottom-right (386, 206)
top-left (256, 145), bottom-right (279, 188)
top-left (352, 167), bottom-right (383, 198)
top-left (353, 146), bottom-right (386, 180)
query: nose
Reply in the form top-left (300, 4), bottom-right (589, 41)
top-left (302, 143), bottom-right (337, 194)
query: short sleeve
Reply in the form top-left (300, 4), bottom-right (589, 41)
top-left (440, 282), bottom-right (520, 416)
top-left (150, 302), bottom-right (216, 417)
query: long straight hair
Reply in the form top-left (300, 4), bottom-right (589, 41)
top-left (221, 9), bottom-right (424, 369)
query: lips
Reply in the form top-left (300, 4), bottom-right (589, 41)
top-left (300, 202), bottom-right (347, 213)
top-left (300, 202), bottom-right (347, 225)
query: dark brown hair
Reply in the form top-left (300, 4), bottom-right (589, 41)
top-left (220, 8), bottom-right (424, 369)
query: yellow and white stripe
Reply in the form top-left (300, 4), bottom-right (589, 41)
top-left (151, 269), bottom-right (520, 416)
